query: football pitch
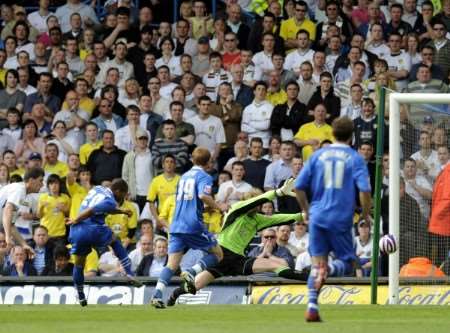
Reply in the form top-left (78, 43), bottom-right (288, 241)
top-left (1, 305), bottom-right (450, 333)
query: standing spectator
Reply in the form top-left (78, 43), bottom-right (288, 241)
top-left (138, 95), bottom-right (163, 146)
top-left (0, 70), bottom-right (26, 123)
top-left (284, 30), bottom-right (315, 77)
top-left (156, 101), bottom-right (195, 147)
top-left (277, 156), bottom-right (303, 214)
top-left (129, 32), bottom-right (158, 87)
top-left (14, 119), bottom-right (45, 162)
top-left (264, 140), bottom-right (295, 191)
top-left (252, 32), bottom-right (276, 81)
top-left (386, 4), bottom-right (413, 41)
top-left (91, 98), bottom-right (125, 136)
top-left (408, 46), bottom-right (444, 81)
top-left (270, 81), bottom-right (308, 140)
top-left (156, 38), bottom-right (181, 78)
top-left (174, 19), bottom-right (197, 57)
top-left (79, 122), bottom-right (102, 165)
top-left (385, 33), bottom-right (411, 91)
top-left (353, 98), bottom-right (387, 151)
top-left (297, 61), bottom-right (317, 105)
top-left (266, 70), bottom-right (287, 106)
top-left (358, 142), bottom-right (376, 194)
top-left (192, 36), bottom-right (212, 77)
top-left (222, 32), bottom-right (241, 71)
top-left (62, 13), bottom-right (83, 42)
top-left (24, 72), bottom-right (61, 115)
top-left (157, 66), bottom-right (178, 100)
top-left (188, 96), bottom-right (226, 162)
top-left (341, 84), bottom-right (364, 120)
top-left (280, 1), bottom-right (316, 52)
top-left (28, 0), bottom-right (54, 34)
top-left (147, 155), bottom-right (180, 232)
top-left (202, 52), bottom-right (231, 101)
top-left (43, 143), bottom-right (69, 178)
top-left (294, 104), bottom-right (334, 161)
top-left (29, 225), bottom-right (54, 276)
top-left (307, 72), bottom-right (341, 123)
top-left (335, 62), bottom-right (367, 112)
top-left (122, 129), bottom-right (153, 211)
top-left (403, 158), bottom-right (433, 219)
top-left (37, 174), bottom-right (70, 247)
top-left (152, 120), bottom-right (190, 174)
top-left (411, 131), bottom-right (440, 180)
top-left (226, 3), bottom-right (250, 50)
top-left (86, 130), bottom-right (126, 185)
top-left (115, 105), bottom-right (149, 152)
top-left (55, 0), bottom-right (99, 34)
top-left (241, 81), bottom-right (273, 148)
top-left (230, 64), bottom-right (254, 109)
top-left (99, 42), bottom-right (134, 90)
top-left (17, 66), bottom-right (37, 96)
top-left (265, 53), bottom-right (297, 88)
top-left (216, 161), bottom-right (252, 206)
top-left (51, 62), bottom-right (74, 101)
top-left (365, 23), bottom-right (390, 59)
top-left (64, 36), bottom-right (84, 77)
top-left (189, 0), bottom-right (214, 40)
top-left (242, 137), bottom-right (270, 190)
top-left (248, 12), bottom-right (285, 55)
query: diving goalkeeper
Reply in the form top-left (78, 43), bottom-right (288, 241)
top-left (167, 178), bottom-right (308, 306)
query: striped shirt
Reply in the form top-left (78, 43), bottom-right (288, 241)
top-left (152, 138), bottom-right (190, 174)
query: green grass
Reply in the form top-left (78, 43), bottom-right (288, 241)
top-left (1, 305), bottom-right (450, 333)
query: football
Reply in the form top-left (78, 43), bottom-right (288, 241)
top-left (379, 234), bottom-right (398, 254)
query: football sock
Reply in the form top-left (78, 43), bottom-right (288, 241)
top-left (328, 259), bottom-right (352, 277)
top-left (307, 265), bottom-right (319, 311)
top-left (153, 267), bottom-right (174, 298)
top-left (276, 267), bottom-right (309, 281)
top-left (73, 265), bottom-right (85, 300)
top-left (110, 239), bottom-right (133, 276)
top-left (188, 254), bottom-right (219, 276)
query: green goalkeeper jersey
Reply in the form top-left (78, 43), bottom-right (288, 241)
top-left (218, 190), bottom-right (303, 256)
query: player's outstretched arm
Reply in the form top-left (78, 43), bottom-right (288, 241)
top-left (359, 191), bottom-right (372, 221)
top-left (255, 212), bottom-right (304, 231)
top-left (66, 207), bottom-right (95, 225)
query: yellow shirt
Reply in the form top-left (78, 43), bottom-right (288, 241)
top-left (159, 195), bottom-right (222, 234)
top-left (147, 174), bottom-right (180, 208)
top-left (189, 17), bottom-right (214, 40)
top-left (105, 200), bottom-right (138, 243)
top-left (69, 246), bottom-right (99, 274)
top-left (267, 89), bottom-right (288, 106)
top-left (0, 68), bottom-right (6, 85)
top-left (79, 48), bottom-right (92, 61)
top-left (10, 167), bottom-right (25, 178)
top-left (66, 181), bottom-right (89, 219)
top-left (62, 97), bottom-right (96, 117)
top-left (294, 121), bottom-right (334, 161)
top-left (79, 141), bottom-right (102, 165)
top-left (280, 18), bottom-right (316, 46)
top-left (38, 193), bottom-right (71, 237)
top-left (44, 161), bottom-right (69, 178)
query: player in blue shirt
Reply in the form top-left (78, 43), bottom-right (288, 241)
top-left (66, 179), bottom-right (141, 306)
top-left (295, 117), bottom-right (372, 322)
top-left (150, 147), bottom-right (227, 308)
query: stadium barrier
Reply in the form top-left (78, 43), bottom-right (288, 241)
top-left (0, 276), bottom-right (449, 305)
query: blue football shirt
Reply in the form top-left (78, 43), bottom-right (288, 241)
top-left (170, 166), bottom-right (213, 234)
top-left (78, 186), bottom-right (118, 225)
top-left (295, 143), bottom-right (371, 231)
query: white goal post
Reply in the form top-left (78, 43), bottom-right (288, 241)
top-left (388, 92), bottom-right (450, 304)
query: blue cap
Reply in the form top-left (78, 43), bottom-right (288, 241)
top-left (28, 152), bottom-right (42, 160)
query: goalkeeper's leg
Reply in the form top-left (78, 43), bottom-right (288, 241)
top-left (167, 271), bottom-right (215, 306)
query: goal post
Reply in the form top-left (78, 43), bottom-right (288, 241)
top-left (388, 92), bottom-right (450, 305)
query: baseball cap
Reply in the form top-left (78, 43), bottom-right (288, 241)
top-left (29, 152), bottom-right (42, 161)
top-left (198, 36), bottom-right (209, 44)
top-left (136, 129), bottom-right (149, 139)
top-left (14, 6), bottom-right (26, 15)
top-left (423, 115), bottom-right (434, 124)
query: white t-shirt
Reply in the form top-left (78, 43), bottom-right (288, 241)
top-left (99, 251), bottom-right (121, 277)
top-left (384, 51), bottom-right (411, 90)
top-left (355, 236), bottom-right (373, 259)
top-left (115, 125), bottom-right (150, 152)
top-left (28, 11), bottom-right (54, 33)
top-left (404, 175), bottom-right (432, 219)
top-left (135, 151), bottom-right (153, 196)
top-left (284, 49), bottom-right (314, 75)
top-left (216, 180), bottom-right (253, 205)
top-left (155, 56), bottom-right (182, 77)
top-left (188, 115), bottom-right (226, 154)
top-left (252, 51), bottom-right (274, 81)
top-left (288, 232), bottom-right (309, 255)
top-left (410, 150), bottom-right (440, 180)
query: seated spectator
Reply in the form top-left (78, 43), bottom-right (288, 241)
top-left (276, 225), bottom-right (298, 257)
top-left (47, 246), bottom-right (73, 276)
top-left (14, 119), bottom-right (46, 162)
top-left (405, 64), bottom-right (448, 94)
top-left (223, 140), bottom-right (249, 173)
top-left (288, 220), bottom-right (309, 257)
top-left (99, 247), bottom-right (123, 277)
top-left (136, 237), bottom-right (170, 277)
top-left (115, 105), bottom-right (150, 152)
top-left (355, 219), bottom-right (373, 277)
top-left (248, 228), bottom-right (295, 269)
top-left (216, 161), bottom-right (253, 207)
top-left (403, 158), bottom-right (432, 219)
top-left (3, 245), bottom-right (37, 276)
top-left (29, 225), bottom-right (54, 276)
top-left (129, 234), bottom-right (154, 274)
top-left (152, 120), bottom-right (190, 175)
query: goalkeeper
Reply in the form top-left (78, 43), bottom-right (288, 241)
top-left (167, 178), bottom-right (308, 306)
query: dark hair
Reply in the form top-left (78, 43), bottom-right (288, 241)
top-left (47, 173), bottom-right (62, 187)
top-left (198, 95), bottom-right (212, 103)
top-left (53, 120), bottom-right (66, 130)
top-left (231, 161), bottom-right (245, 169)
top-left (209, 51), bottom-right (222, 61)
top-left (359, 141), bottom-right (374, 149)
top-left (162, 119), bottom-right (176, 128)
top-left (320, 71), bottom-right (333, 80)
top-left (2, 150), bottom-right (15, 159)
top-left (126, 105), bottom-right (141, 115)
top-left (253, 80), bottom-right (268, 90)
top-left (159, 36), bottom-right (175, 50)
top-left (6, 69), bottom-right (19, 82)
top-left (250, 137), bottom-right (263, 145)
top-left (162, 154), bottom-right (176, 164)
top-left (46, 142), bottom-right (59, 154)
top-left (7, 107), bottom-right (21, 117)
top-left (53, 246), bottom-right (70, 260)
top-left (101, 84), bottom-right (119, 99)
top-left (23, 167), bottom-right (45, 182)
top-left (22, 119), bottom-right (39, 138)
top-left (102, 129), bottom-right (114, 137)
top-left (38, 72), bottom-right (53, 81)
top-left (10, 174), bottom-right (23, 183)
top-left (170, 100), bottom-right (184, 110)
top-left (219, 170), bottom-right (232, 179)
top-left (111, 178), bottom-right (129, 193)
top-left (332, 117), bottom-right (354, 142)
top-left (116, 6), bottom-right (131, 17)
top-left (13, 20), bottom-right (30, 37)
top-left (285, 81), bottom-right (299, 90)
top-left (296, 29), bottom-right (310, 39)
top-left (390, 3), bottom-right (403, 11)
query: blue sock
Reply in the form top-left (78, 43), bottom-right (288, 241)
top-left (110, 239), bottom-right (133, 276)
top-left (307, 265), bottom-right (319, 312)
top-left (187, 253), bottom-right (219, 276)
top-left (153, 267), bottom-right (175, 299)
top-left (73, 265), bottom-right (85, 300)
top-left (328, 259), bottom-right (352, 277)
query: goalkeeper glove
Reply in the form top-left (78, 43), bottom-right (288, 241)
top-left (276, 178), bottom-right (296, 197)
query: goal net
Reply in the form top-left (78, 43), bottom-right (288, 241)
top-left (387, 92), bottom-right (450, 304)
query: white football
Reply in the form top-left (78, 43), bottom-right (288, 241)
top-left (379, 234), bottom-right (398, 254)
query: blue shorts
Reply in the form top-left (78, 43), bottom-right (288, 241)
top-left (69, 223), bottom-right (113, 256)
top-left (168, 232), bottom-right (217, 254)
top-left (308, 223), bottom-right (356, 263)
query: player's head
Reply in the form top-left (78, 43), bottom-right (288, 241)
top-left (110, 178), bottom-right (129, 203)
top-left (23, 167), bottom-right (45, 193)
top-left (192, 147), bottom-right (211, 167)
top-left (332, 117), bottom-right (354, 143)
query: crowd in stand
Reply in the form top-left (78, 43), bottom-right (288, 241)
top-left (0, 0), bottom-right (449, 278)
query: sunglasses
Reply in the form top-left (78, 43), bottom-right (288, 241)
top-left (264, 235), bottom-right (276, 239)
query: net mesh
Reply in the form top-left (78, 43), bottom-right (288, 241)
top-left (390, 99), bottom-right (450, 281)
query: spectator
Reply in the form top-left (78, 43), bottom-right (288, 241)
top-left (43, 142), bottom-right (69, 178)
top-left (47, 246), bottom-right (73, 276)
top-left (192, 36), bottom-right (211, 77)
top-left (240, 49), bottom-right (257, 87)
top-left (55, 0), bottom-right (99, 34)
top-left (248, 12), bottom-right (285, 55)
top-left (241, 81), bottom-right (273, 148)
top-left (266, 70), bottom-right (287, 106)
top-left (266, 53), bottom-right (297, 89)
top-left (157, 65), bottom-right (178, 100)
top-left (105, 196), bottom-right (138, 251)
top-left (403, 158), bottom-right (433, 219)
top-left (29, 225), bottom-right (54, 276)
top-left (156, 37), bottom-right (182, 78)
top-left (353, 98), bottom-right (385, 149)
top-left (91, 98), bottom-right (125, 136)
top-left (355, 219), bottom-right (373, 277)
top-left (189, 0), bottom-right (214, 40)
top-left (253, 32), bottom-right (276, 81)
top-left (405, 64), bottom-right (448, 93)
top-left (50, 61), bottom-right (74, 101)
top-left (222, 32), bottom-right (241, 71)
top-left (284, 30), bottom-right (315, 77)
top-left (188, 95), bottom-right (226, 162)
top-left (358, 141), bottom-right (376, 194)
top-left (203, 52), bottom-right (231, 101)
top-left (409, 46), bottom-right (444, 81)
top-left (86, 130), bottom-right (126, 185)
top-left (133, 51), bottom-right (158, 90)
top-left (99, 42), bottom-right (134, 90)
top-left (242, 137), bottom-right (270, 190)
top-left (129, 233), bottom-right (154, 274)
top-left (248, 228), bottom-right (295, 269)
top-left (264, 140), bottom-right (294, 191)
top-left (28, 0), bottom-right (54, 35)
top-left (3, 245), bottom-right (37, 276)
top-left (411, 131), bottom-right (440, 180)
top-left (288, 220), bottom-right (309, 257)
top-left (280, 1), bottom-right (316, 52)
top-left (98, 247), bottom-right (123, 277)
top-left (230, 63), bottom-right (254, 109)
top-left (147, 154), bottom-right (180, 232)
top-left (341, 84), bottom-right (364, 120)
top-left (3, 107), bottom-right (22, 142)
top-left (335, 62), bottom-right (367, 112)
top-left (115, 105), bottom-right (149, 152)
top-left (47, 121), bottom-right (77, 163)
top-left (270, 81), bottom-right (308, 140)
top-left (37, 174), bottom-right (70, 247)
top-left (14, 119), bottom-right (46, 162)
top-left (226, 3), bottom-right (250, 50)
top-left (216, 161), bottom-right (252, 206)
top-left (297, 61), bottom-right (317, 105)
top-left (426, 21), bottom-right (450, 77)
top-left (156, 101), bottom-right (195, 146)
top-left (136, 237), bottom-right (170, 277)
top-left (276, 225), bottom-right (298, 257)
top-left (307, 72), bottom-right (341, 124)
top-left (315, 1), bottom-right (353, 49)
top-left (24, 72), bottom-right (61, 115)
top-left (0, 69), bottom-right (26, 122)
top-left (277, 156), bottom-right (303, 213)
